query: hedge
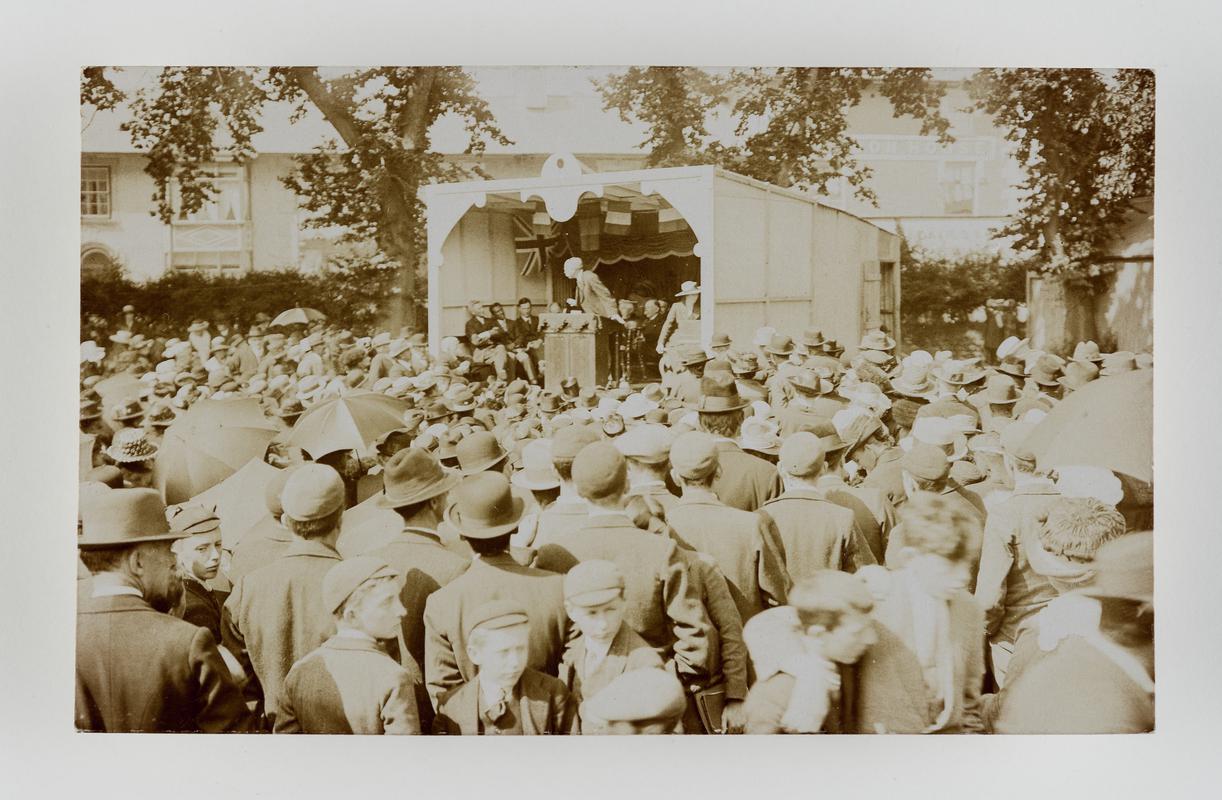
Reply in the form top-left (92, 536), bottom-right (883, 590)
top-left (81, 253), bottom-right (417, 338)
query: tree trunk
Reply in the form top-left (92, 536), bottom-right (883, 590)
top-left (1028, 274), bottom-right (1097, 355)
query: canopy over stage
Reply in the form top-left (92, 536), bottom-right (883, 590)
top-left (422, 154), bottom-right (901, 356)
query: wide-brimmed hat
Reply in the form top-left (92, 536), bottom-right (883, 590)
top-left (443, 472), bottom-right (526, 539)
top-left (934, 359), bottom-right (987, 386)
top-left (698, 372), bottom-right (750, 413)
top-left (1100, 351), bottom-right (1137, 376)
top-left (900, 417), bottom-right (968, 462)
top-left (80, 398), bottom-right (102, 421)
top-left (996, 355), bottom-right (1027, 378)
top-left (445, 388), bottom-right (477, 413)
top-left (709, 332), bottom-right (733, 350)
top-left (1077, 531), bottom-right (1153, 603)
top-left (110, 398), bottom-right (144, 422)
top-left (974, 373), bottom-right (1020, 405)
top-left (108, 330), bottom-right (133, 346)
top-left (80, 341), bottom-right (106, 365)
top-left (188, 320), bottom-right (210, 334)
top-left (832, 407), bottom-right (883, 454)
top-left (821, 338), bottom-right (844, 356)
top-left (996, 336), bottom-right (1030, 361)
top-left (731, 353), bottom-right (760, 376)
top-left (618, 393), bottom-right (658, 420)
top-left (145, 403), bottom-right (177, 428)
top-left (1029, 353), bottom-right (1066, 387)
top-left (79, 488), bottom-right (185, 549)
top-left (858, 329), bottom-right (896, 352)
top-left (1058, 359), bottom-right (1100, 392)
top-left (106, 428), bottom-right (159, 464)
top-left (1069, 340), bottom-right (1105, 364)
top-left (788, 370), bottom-right (834, 396)
top-left (381, 447), bottom-right (461, 508)
top-left (675, 281), bottom-right (701, 298)
top-left (678, 345), bottom-right (711, 368)
top-left (511, 439), bottom-right (562, 491)
top-left (800, 328), bottom-right (826, 349)
top-left (277, 397), bottom-right (305, 420)
top-left (739, 416), bottom-right (781, 456)
top-left (889, 364), bottom-right (936, 398)
top-left (764, 334), bottom-right (795, 357)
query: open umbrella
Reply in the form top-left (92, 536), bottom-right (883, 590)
top-left (270, 307), bottom-right (327, 327)
top-left (1025, 369), bottom-right (1152, 483)
top-left (183, 457), bottom-right (282, 550)
top-left (155, 397), bottom-right (280, 504)
top-left (286, 390), bottom-right (410, 459)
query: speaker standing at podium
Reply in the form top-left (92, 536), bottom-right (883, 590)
top-left (563, 257), bottom-right (624, 381)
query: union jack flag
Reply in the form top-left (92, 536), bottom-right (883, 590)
top-left (514, 214), bottom-right (567, 277)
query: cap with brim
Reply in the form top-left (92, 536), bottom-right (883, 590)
top-left (79, 488), bottom-right (186, 549)
top-left (167, 505), bottom-right (221, 536)
top-left (324, 557), bottom-right (401, 615)
top-left (564, 559), bottom-right (626, 607)
top-left (613, 423), bottom-right (673, 465)
top-left (443, 472), bottom-right (526, 539)
top-left (464, 598), bottom-right (531, 639)
top-left (281, 463), bottom-right (346, 523)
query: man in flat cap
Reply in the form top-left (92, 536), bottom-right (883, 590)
top-left (581, 668), bottom-right (687, 735)
top-left (763, 432), bottom-right (876, 580)
top-left (696, 372), bottom-right (783, 512)
top-left (275, 557), bottom-right (423, 734)
top-left (666, 432), bottom-right (790, 624)
top-left (76, 488), bottom-right (254, 732)
top-left (433, 599), bottom-right (578, 735)
top-left (168, 505), bottom-right (226, 641)
top-left (559, 560), bottom-right (663, 730)
top-left (616, 423), bottom-right (680, 515)
top-left (535, 441), bottom-right (714, 692)
top-left (422, 472), bottom-right (573, 708)
top-left (223, 463), bottom-right (347, 725)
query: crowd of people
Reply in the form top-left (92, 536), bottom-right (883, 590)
top-left (76, 294), bottom-right (1155, 735)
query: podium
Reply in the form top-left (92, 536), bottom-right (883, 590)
top-left (540, 313), bottom-right (610, 394)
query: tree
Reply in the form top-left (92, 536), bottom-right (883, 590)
top-left (596, 67), bottom-right (952, 202)
top-left (967, 68), bottom-right (1154, 353)
top-left (83, 66), bottom-right (510, 331)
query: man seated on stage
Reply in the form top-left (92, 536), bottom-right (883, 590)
top-left (509, 298), bottom-right (542, 384)
top-left (489, 302), bottom-right (536, 384)
top-left (464, 300), bottom-right (510, 381)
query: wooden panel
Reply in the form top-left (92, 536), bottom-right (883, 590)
top-left (712, 179), bottom-right (767, 301)
top-left (543, 331), bottom-right (609, 393)
top-left (767, 193), bottom-right (813, 298)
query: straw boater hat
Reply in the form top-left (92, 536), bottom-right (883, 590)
top-left (858, 329), bottom-right (896, 352)
top-left (675, 281), bottom-right (701, 298)
top-left (106, 428), bottom-right (159, 464)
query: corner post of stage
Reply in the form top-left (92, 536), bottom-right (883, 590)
top-left (422, 189), bottom-right (485, 359)
top-left (641, 167), bottom-right (716, 349)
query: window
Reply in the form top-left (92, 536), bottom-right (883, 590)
top-left (171, 164), bottom-right (244, 224)
top-left (81, 166), bottom-right (111, 218)
top-left (941, 161), bottom-right (976, 215)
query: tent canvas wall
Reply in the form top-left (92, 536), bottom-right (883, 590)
top-left (423, 155), bottom-right (901, 356)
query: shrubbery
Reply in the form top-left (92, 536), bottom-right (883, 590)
top-left (81, 253), bottom-right (415, 337)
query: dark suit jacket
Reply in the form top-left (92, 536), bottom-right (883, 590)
top-left (560, 625), bottom-right (663, 706)
top-left (422, 552), bottom-right (572, 708)
top-left (761, 489), bottom-right (876, 579)
top-left (534, 513), bottom-right (713, 684)
top-left (433, 669), bottom-right (579, 735)
top-left (667, 490), bottom-right (790, 623)
top-left (275, 634), bottom-right (423, 734)
top-left (509, 314), bottom-right (542, 347)
top-left (222, 538), bottom-right (342, 722)
top-left (369, 527), bottom-right (471, 672)
top-left (179, 577), bottom-right (224, 642)
top-left (710, 441), bottom-right (784, 512)
top-left (77, 592), bottom-right (254, 732)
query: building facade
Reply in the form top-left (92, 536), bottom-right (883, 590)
top-left (81, 67), bottom-right (1022, 281)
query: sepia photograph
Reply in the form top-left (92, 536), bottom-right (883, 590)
top-left (4, 2), bottom-right (1222, 798)
top-left (75, 63), bottom-right (1153, 735)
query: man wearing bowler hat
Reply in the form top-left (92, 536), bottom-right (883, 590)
top-left (76, 488), bottom-right (254, 732)
top-left (696, 372), bottom-right (783, 512)
top-left (422, 472), bottom-right (573, 708)
top-left (222, 463), bottom-right (347, 725)
top-left (364, 448), bottom-right (469, 673)
top-left (275, 557), bottom-right (423, 734)
top-left (534, 442), bottom-right (714, 690)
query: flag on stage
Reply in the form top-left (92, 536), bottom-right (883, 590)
top-left (658, 206), bottom-right (688, 234)
top-left (514, 214), bottom-right (565, 277)
top-left (531, 202), bottom-right (553, 237)
top-left (603, 200), bottom-right (632, 236)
